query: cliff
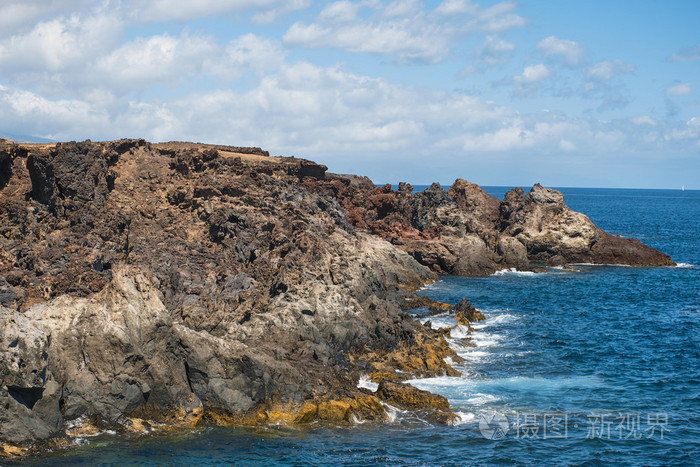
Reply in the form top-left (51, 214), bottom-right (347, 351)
top-left (0, 139), bottom-right (674, 453)
top-left (307, 177), bottom-right (673, 274)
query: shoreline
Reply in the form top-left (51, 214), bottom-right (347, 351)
top-left (0, 139), bottom-right (675, 457)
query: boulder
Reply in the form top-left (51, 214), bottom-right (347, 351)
top-left (376, 380), bottom-right (457, 424)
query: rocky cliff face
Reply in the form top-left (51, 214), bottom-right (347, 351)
top-left (0, 139), bottom-right (674, 451)
top-left (307, 176), bottom-right (674, 274)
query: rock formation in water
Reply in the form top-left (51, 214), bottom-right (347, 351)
top-left (0, 139), bottom-right (674, 453)
top-left (307, 176), bottom-right (673, 274)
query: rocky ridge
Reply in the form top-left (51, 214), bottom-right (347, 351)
top-left (0, 139), bottom-right (674, 454)
top-left (306, 176), bottom-right (673, 275)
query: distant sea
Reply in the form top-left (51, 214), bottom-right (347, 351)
top-left (12, 187), bottom-right (699, 466)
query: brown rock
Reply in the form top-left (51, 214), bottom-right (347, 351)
top-left (376, 380), bottom-right (457, 424)
top-left (453, 298), bottom-right (485, 326)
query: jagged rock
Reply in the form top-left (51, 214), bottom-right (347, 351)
top-left (0, 277), bottom-right (14, 309)
top-left (0, 139), bottom-right (675, 449)
top-left (0, 307), bottom-right (58, 444)
top-left (498, 184), bottom-right (674, 266)
top-left (448, 178), bottom-right (501, 231)
top-left (452, 298), bottom-right (485, 326)
top-left (376, 380), bottom-right (456, 424)
top-left (22, 268), bottom-right (195, 423)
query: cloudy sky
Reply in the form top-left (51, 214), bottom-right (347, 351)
top-left (0, 0), bottom-right (698, 188)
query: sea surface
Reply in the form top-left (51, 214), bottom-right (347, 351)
top-left (10, 187), bottom-right (699, 466)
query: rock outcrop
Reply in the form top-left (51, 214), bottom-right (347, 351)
top-left (307, 177), bottom-right (674, 274)
top-left (0, 139), bottom-right (674, 453)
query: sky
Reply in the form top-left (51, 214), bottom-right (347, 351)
top-left (0, 1), bottom-right (698, 188)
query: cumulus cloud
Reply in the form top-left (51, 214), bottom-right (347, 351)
top-left (586, 59), bottom-right (635, 81)
top-left (514, 64), bottom-right (551, 83)
top-left (0, 10), bottom-right (122, 74)
top-left (125, 0), bottom-right (310, 23)
top-left (536, 36), bottom-right (584, 66)
top-left (283, 0), bottom-right (525, 63)
top-left (96, 34), bottom-right (216, 88)
top-left (666, 82), bottom-right (691, 96)
top-left (0, 85), bottom-right (110, 138)
top-left (0, 0), bottom-right (94, 37)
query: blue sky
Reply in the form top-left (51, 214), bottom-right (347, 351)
top-left (0, 1), bottom-right (698, 188)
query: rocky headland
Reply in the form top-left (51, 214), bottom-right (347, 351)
top-left (0, 139), bottom-right (674, 455)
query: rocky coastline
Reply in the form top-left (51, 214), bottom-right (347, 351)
top-left (0, 139), bottom-right (674, 456)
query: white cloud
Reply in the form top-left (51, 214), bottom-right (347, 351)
top-left (0, 86), bottom-right (110, 138)
top-left (514, 64), bottom-right (551, 83)
top-left (475, 2), bottom-right (526, 33)
top-left (0, 0), bottom-right (94, 37)
top-left (251, 0), bottom-right (313, 25)
top-left (96, 34), bottom-right (216, 87)
top-left (536, 36), bottom-right (584, 66)
top-left (284, 17), bottom-right (453, 64)
top-left (631, 116), bottom-right (657, 126)
top-left (126, 0), bottom-right (309, 23)
top-left (477, 35), bottom-right (516, 63)
top-left (435, 0), bottom-right (478, 15)
top-left (665, 117), bottom-right (700, 140)
top-left (382, 0), bottom-right (423, 18)
top-left (97, 32), bottom-right (285, 89)
top-left (559, 139), bottom-right (576, 151)
top-left (319, 1), bottom-right (360, 23)
top-left (587, 59), bottom-right (635, 81)
top-left (283, 0), bottom-right (525, 63)
top-left (666, 82), bottom-right (691, 96)
top-left (0, 11), bottom-right (122, 73)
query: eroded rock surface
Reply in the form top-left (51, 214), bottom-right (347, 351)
top-left (0, 139), bottom-right (444, 450)
top-left (307, 176), bottom-right (673, 274)
top-left (0, 139), bottom-right (674, 450)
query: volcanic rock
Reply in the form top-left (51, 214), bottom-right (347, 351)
top-left (0, 138), bottom-right (675, 451)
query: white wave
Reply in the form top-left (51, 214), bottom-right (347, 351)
top-left (448, 324), bottom-right (471, 339)
top-left (465, 393), bottom-right (501, 405)
top-left (420, 315), bottom-right (456, 329)
top-left (454, 349), bottom-right (490, 360)
top-left (675, 262), bottom-right (695, 268)
top-left (73, 437), bottom-right (90, 446)
top-left (471, 313), bottom-right (518, 329)
top-left (452, 411), bottom-right (477, 425)
top-left (382, 403), bottom-right (408, 423)
top-left (357, 374), bottom-right (378, 392)
top-left (467, 332), bottom-right (503, 347)
top-left (406, 375), bottom-right (474, 389)
top-left (492, 268), bottom-right (538, 277)
top-left (419, 280), bottom-right (443, 291)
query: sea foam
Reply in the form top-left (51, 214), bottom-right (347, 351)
top-left (492, 268), bottom-right (538, 277)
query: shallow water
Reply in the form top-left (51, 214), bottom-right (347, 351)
top-left (12, 188), bottom-right (700, 466)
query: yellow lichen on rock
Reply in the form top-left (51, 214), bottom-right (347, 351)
top-left (375, 380), bottom-right (458, 425)
top-left (168, 394), bottom-right (204, 428)
top-left (355, 327), bottom-right (461, 383)
top-left (65, 418), bottom-right (101, 437)
top-left (1, 443), bottom-right (29, 457)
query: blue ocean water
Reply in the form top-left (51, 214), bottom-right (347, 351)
top-left (13, 188), bottom-right (700, 466)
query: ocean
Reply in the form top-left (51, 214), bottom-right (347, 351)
top-left (11, 187), bottom-right (699, 466)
